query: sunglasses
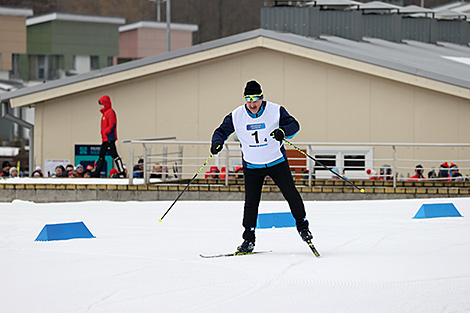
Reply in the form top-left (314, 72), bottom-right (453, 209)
top-left (244, 94), bottom-right (263, 102)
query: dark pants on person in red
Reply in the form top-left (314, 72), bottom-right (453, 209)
top-left (92, 140), bottom-right (123, 177)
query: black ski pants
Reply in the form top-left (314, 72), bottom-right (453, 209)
top-left (242, 160), bottom-right (307, 241)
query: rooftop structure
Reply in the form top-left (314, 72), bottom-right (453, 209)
top-left (25, 12), bottom-right (125, 80)
top-left (118, 21), bottom-right (198, 62)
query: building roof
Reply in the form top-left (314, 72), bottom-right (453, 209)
top-left (397, 5), bottom-right (435, 14)
top-left (26, 12), bottom-right (125, 26)
top-left (119, 21), bottom-right (198, 33)
top-left (1, 28), bottom-right (469, 107)
top-left (434, 9), bottom-right (469, 19)
top-left (307, 0), bottom-right (361, 6)
top-left (433, 1), bottom-right (470, 13)
top-left (0, 6), bottom-right (33, 17)
top-left (355, 1), bottom-right (402, 10)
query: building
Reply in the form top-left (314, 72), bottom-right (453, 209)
top-left (22, 12), bottom-right (125, 81)
top-left (0, 29), bottom-right (469, 176)
top-left (118, 21), bottom-right (198, 63)
top-left (0, 6), bottom-right (33, 80)
top-left (0, 6), bottom-right (33, 146)
top-left (261, 3), bottom-right (470, 45)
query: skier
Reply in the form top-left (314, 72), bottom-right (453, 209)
top-left (211, 80), bottom-right (314, 253)
top-left (92, 95), bottom-right (125, 178)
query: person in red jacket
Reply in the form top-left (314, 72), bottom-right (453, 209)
top-left (92, 95), bottom-right (125, 178)
top-left (408, 164), bottom-right (425, 181)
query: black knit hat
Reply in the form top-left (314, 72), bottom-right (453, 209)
top-left (2, 161), bottom-right (11, 169)
top-left (244, 80), bottom-right (262, 96)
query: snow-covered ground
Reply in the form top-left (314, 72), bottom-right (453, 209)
top-left (1, 198), bottom-right (469, 313)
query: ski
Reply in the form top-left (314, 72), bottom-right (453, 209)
top-left (200, 250), bottom-right (272, 258)
top-left (306, 240), bottom-right (320, 257)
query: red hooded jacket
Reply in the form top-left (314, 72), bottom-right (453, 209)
top-left (99, 95), bottom-right (118, 142)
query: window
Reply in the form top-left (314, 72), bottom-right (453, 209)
top-left (37, 55), bottom-right (45, 79)
top-left (344, 155), bottom-right (365, 171)
top-left (9, 54), bottom-right (21, 79)
top-left (309, 147), bottom-right (373, 179)
top-left (27, 55), bottom-right (62, 81)
top-left (90, 56), bottom-right (99, 70)
top-left (314, 155), bottom-right (336, 171)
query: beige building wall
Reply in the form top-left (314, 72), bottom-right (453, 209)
top-left (32, 47), bottom-right (470, 175)
top-left (0, 15), bottom-right (28, 71)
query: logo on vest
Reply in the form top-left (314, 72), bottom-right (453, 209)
top-left (246, 123), bottom-right (265, 131)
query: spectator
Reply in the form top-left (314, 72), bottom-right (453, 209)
top-left (408, 164), bottom-right (425, 181)
top-left (366, 169), bottom-right (379, 181)
top-left (438, 162), bottom-right (449, 180)
top-left (34, 165), bottom-right (44, 176)
top-left (428, 170), bottom-right (437, 180)
top-left (9, 167), bottom-right (19, 178)
top-left (219, 167), bottom-right (227, 179)
top-left (32, 170), bottom-right (42, 178)
top-left (228, 170), bottom-right (237, 179)
top-left (85, 165), bottom-right (94, 174)
top-left (68, 168), bottom-right (81, 178)
top-left (133, 159), bottom-right (144, 178)
top-left (76, 164), bottom-right (84, 177)
top-left (109, 168), bottom-right (119, 178)
top-left (150, 165), bottom-right (165, 179)
top-left (450, 163), bottom-right (464, 182)
top-left (65, 164), bottom-right (74, 176)
top-left (55, 165), bottom-right (66, 177)
top-left (1, 161), bottom-right (11, 177)
top-left (331, 167), bottom-right (343, 180)
top-left (380, 165), bottom-right (393, 181)
top-left (234, 166), bottom-right (243, 179)
top-left (205, 166), bottom-right (219, 179)
top-left (83, 170), bottom-right (92, 178)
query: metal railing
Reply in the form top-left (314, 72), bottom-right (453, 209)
top-left (124, 139), bottom-right (470, 187)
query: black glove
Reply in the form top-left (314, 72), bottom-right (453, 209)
top-left (270, 128), bottom-right (285, 141)
top-left (211, 143), bottom-right (223, 155)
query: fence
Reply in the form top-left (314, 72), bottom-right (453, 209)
top-left (124, 139), bottom-right (470, 188)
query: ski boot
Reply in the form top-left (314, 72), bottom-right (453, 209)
top-left (299, 228), bottom-right (313, 242)
top-left (236, 240), bottom-right (255, 254)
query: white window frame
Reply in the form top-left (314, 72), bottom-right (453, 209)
top-left (308, 146), bottom-right (374, 179)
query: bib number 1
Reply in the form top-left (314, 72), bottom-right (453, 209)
top-left (251, 130), bottom-right (268, 145)
top-left (251, 131), bottom-right (259, 144)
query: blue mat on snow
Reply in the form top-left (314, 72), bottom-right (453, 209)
top-left (257, 212), bottom-right (296, 229)
top-left (413, 203), bottom-right (462, 219)
top-left (35, 221), bottom-right (96, 241)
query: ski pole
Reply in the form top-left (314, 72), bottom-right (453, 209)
top-left (159, 154), bottom-right (215, 222)
top-left (283, 139), bottom-right (365, 193)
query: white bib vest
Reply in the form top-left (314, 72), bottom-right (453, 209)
top-left (232, 101), bottom-right (283, 164)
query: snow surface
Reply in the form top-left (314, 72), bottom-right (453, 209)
top-left (1, 198), bottom-right (470, 313)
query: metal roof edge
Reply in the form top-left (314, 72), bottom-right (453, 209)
top-left (0, 6), bottom-right (33, 17)
top-left (27, 12), bottom-right (125, 26)
top-left (119, 21), bottom-right (198, 32)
